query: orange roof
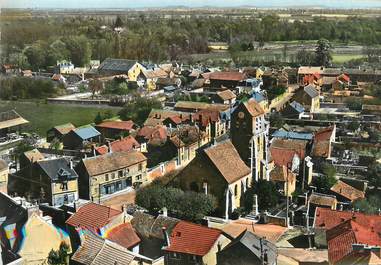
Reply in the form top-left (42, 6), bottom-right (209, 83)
top-left (314, 126), bottom-right (334, 142)
top-left (270, 139), bottom-right (307, 166)
top-left (330, 180), bottom-right (365, 202)
top-left (137, 125), bottom-right (167, 144)
top-left (217, 89), bottom-right (236, 101)
top-left (244, 99), bottom-right (265, 117)
top-left (96, 120), bottom-right (135, 131)
top-left (164, 221), bottom-right (222, 256)
top-left (105, 223), bottom-right (141, 249)
top-left (269, 165), bottom-right (295, 182)
top-left (66, 202), bottom-right (122, 230)
top-left (96, 136), bottom-right (140, 155)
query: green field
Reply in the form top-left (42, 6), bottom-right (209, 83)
top-left (331, 54), bottom-right (366, 64)
top-left (0, 100), bottom-right (120, 137)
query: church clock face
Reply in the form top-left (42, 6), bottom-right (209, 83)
top-left (238, 111), bottom-right (245, 119)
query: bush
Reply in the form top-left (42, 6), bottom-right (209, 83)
top-left (119, 96), bottom-right (162, 125)
top-left (135, 184), bottom-right (217, 222)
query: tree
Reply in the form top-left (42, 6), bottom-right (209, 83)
top-left (353, 195), bottom-right (381, 214)
top-left (315, 39), bottom-right (332, 67)
top-left (253, 180), bottom-right (280, 211)
top-left (94, 112), bottom-right (103, 125)
top-left (269, 112), bottom-right (285, 128)
top-left (47, 241), bottom-right (70, 265)
top-left (118, 96), bottom-right (162, 126)
top-left (296, 47), bottom-right (315, 66)
top-left (347, 121), bottom-right (360, 132)
top-left (114, 16), bottom-right (124, 28)
top-left (313, 174), bottom-right (337, 194)
top-left (24, 44), bottom-right (45, 70)
top-left (64, 35), bottom-right (91, 67)
top-left (346, 98), bottom-right (362, 111)
top-left (366, 164), bottom-right (381, 189)
top-left (88, 79), bottom-right (104, 98)
top-left (135, 184), bottom-right (217, 222)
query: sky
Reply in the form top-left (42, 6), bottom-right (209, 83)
top-left (2, 0), bottom-right (381, 9)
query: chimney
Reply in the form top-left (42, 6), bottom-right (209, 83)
top-left (162, 207), bottom-right (168, 217)
top-left (108, 141), bottom-right (112, 153)
top-left (69, 159), bottom-right (73, 169)
top-left (162, 227), bottom-right (170, 247)
top-left (93, 147), bottom-right (97, 157)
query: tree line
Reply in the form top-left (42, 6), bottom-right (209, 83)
top-left (3, 14), bottom-right (381, 69)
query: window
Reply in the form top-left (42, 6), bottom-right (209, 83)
top-left (60, 182), bottom-right (68, 191)
top-left (105, 174), bottom-right (109, 182)
top-left (138, 163), bottom-right (142, 171)
top-left (136, 175), bottom-right (142, 181)
top-left (234, 184), bottom-right (238, 196)
top-left (111, 173), bottom-right (115, 179)
top-left (170, 252), bottom-right (179, 259)
top-left (189, 255), bottom-right (198, 262)
top-left (118, 170), bottom-right (123, 178)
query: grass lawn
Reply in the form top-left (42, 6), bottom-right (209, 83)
top-left (0, 100), bottom-right (121, 137)
top-left (332, 54), bottom-right (366, 64)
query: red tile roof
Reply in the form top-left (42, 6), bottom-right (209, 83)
top-left (105, 223), bottom-right (141, 249)
top-left (338, 74), bottom-right (350, 83)
top-left (96, 136), bottom-right (140, 155)
top-left (137, 125), bottom-right (167, 144)
top-left (164, 221), bottom-right (222, 256)
top-left (327, 220), bottom-right (381, 264)
top-left (244, 99), bottom-right (265, 117)
top-left (270, 139), bottom-right (307, 166)
top-left (66, 202), bottom-right (122, 230)
top-left (314, 126), bottom-right (335, 142)
top-left (96, 120), bottom-right (135, 131)
top-left (314, 208), bottom-right (381, 232)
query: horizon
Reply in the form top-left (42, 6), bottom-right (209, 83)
top-left (3, 0), bottom-right (381, 9)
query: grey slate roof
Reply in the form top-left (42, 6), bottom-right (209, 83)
top-left (37, 158), bottom-right (78, 181)
top-left (74, 126), bottom-right (101, 140)
top-left (71, 232), bottom-right (136, 265)
top-left (304, 85), bottom-right (319, 98)
top-left (289, 101), bottom-right (305, 113)
top-left (98, 58), bottom-right (136, 73)
top-left (272, 130), bottom-right (313, 141)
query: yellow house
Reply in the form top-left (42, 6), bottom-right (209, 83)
top-left (18, 213), bottom-right (71, 265)
top-left (128, 62), bottom-right (146, 82)
top-left (256, 68), bottom-right (264, 79)
top-left (76, 151), bottom-right (147, 202)
top-left (0, 159), bottom-right (9, 194)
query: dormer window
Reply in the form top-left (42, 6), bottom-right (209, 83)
top-left (57, 168), bottom-right (70, 179)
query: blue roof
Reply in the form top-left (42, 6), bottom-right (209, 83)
top-left (252, 92), bottom-right (265, 103)
top-left (164, 86), bottom-right (176, 92)
top-left (272, 130), bottom-right (313, 141)
top-left (74, 126), bottom-right (100, 140)
top-left (289, 101), bottom-right (305, 113)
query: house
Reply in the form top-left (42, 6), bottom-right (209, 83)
top-left (144, 109), bottom-right (189, 127)
top-left (0, 110), bottom-right (29, 137)
top-left (172, 140), bottom-right (251, 218)
top-left (270, 138), bottom-right (313, 186)
top-left (362, 104), bottom-right (381, 115)
top-left (18, 213), bottom-right (71, 265)
top-left (95, 120), bottom-right (137, 140)
top-left (302, 72), bottom-right (322, 86)
top-left (308, 192), bottom-right (337, 211)
top-left (19, 148), bottom-right (45, 170)
top-left (297, 66), bottom-right (324, 84)
top-left (136, 125), bottom-right (168, 146)
top-left (97, 58), bottom-right (146, 81)
top-left (63, 126), bottom-right (101, 150)
top-left (21, 70), bottom-right (32, 77)
top-left (163, 221), bottom-right (230, 265)
top-left (231, 99), bottom-right (268, 181)
top-left (57, 60), bottom-right (74, 74)
top-left (269, 165), bottom-right (296, 197)
top-left (217, 230), bottom-right (277, 265)
top-left (294, 84), bottom-right (320, 112)
top-left (75, 151), bottom-right (147, 201)
top-left (0, 160), bottom-right (9, 194)
top-left (281, 101), bottom-right (305, 119)
top-left (208, 71), bottom-right (246, 88)
top-left (95, 136), bottom-right (142, 155)
top-left (142, 68), bottom-right (168, 90)
top-left (192, 109), bottom-right (226, 140)
top-left (71, 232), bottom-right (159, 265)
top-left (104, 222), bottom-right (141, 253)
top-left (47, 123), bottom-right (76, 142)
top-left (65, 202), bottom-right (124, 251)
top-left (311, 125), bottom-right (336, 159)
top-left (215, 89), bottom-right (237, 105)
top-left (262, 69), bottom-right (289, 89)
top-left (15, 157), bottom-right (79, 206)
top-left (174, 101), bottom-right (229, 113)
top-left (330, 180), bottom-right (365, 203)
